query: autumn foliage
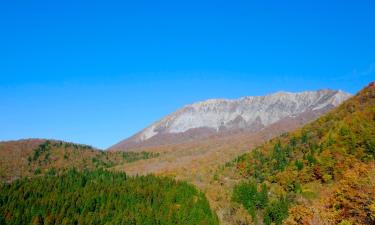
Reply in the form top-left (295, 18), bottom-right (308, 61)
top-left (231, 84), bottom-right (375, 224)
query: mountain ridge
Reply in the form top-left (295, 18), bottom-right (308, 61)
top-left (109, 89), bottom-right (351, 151)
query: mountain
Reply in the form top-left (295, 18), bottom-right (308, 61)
top-left (1, 85), bottom-right (370, 225)
top-left (109, 89), bottom-right (351, 151)
top-left (0, 139), bottom-right (159, 182)
top-left (212, 82), bottom-right (375, 224)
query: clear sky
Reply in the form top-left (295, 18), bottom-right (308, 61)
top-left (1, 0), bottom-right (374, 149)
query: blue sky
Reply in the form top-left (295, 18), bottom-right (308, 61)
top-left (1, 0), bottom-right (374, 149)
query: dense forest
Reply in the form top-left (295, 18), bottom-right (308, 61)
top-left (0, 169), bottom-right (218, 225)
top-left (228, 84), bottom-right (375, 224)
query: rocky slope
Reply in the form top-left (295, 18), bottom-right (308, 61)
top-left (110, 89), bottom-right (351, 151)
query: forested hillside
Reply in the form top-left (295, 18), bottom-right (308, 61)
top-left (226, 83), bottom-right (375, 224)
top-left (0, 139), bottom-right (159, 182)
top-left (0, 169), bottom-right (218, 225)
top-left (1, 83), bottom-right (373, 225)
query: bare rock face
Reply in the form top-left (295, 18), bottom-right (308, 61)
top-left (109, 89), bottom-right (351, 151)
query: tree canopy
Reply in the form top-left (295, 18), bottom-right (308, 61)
top-left (231, 85), bottom-right (375, 224)
top-left (0, 169), bottom-right (218, 225)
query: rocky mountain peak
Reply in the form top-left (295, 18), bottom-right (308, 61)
top-left (109, 89), bottom-right (351, 151)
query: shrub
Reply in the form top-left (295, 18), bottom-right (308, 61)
top-left (263, 197), bottom-right (289, 225)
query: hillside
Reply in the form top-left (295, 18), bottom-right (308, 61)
top-left (0, 139), bottom-right (159, 182)
top-left (110, 89), bottom-right (351, 151)
top-left (212, 83), bottom-right (375, 224)
top-left (110, 90), bottom-right (352, 224)
top-left (0, 169), bottom-right (218, 225)
top-left (113, 109), bottom-right (326, 179)
top-left (0, 85), bottom-right (371, 225)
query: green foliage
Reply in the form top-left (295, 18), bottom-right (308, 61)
top-left (290, 136), bottom-right (297, 148)
top-left (258, 183), bottom-right (269, 209)
top-left (45, 168), bottom-right (56, 176)
top-left (271, 142), bottom-right (289, 172)
top-left (301, 131), bottom-right (309, 144)
top-left (32, 141), bottom-right (51, 162)
top-left (0, 214), bottom-right (5, 225)
top-left (121, 151), bottom-right (160, 163)
top-left (232, 181), bottom-right (268, 219)
top-left (294, 160), bottom-right (304, 170)
top-left (0, 169), bottom-right (218, 225)
top-left (306, 154), bottom-right (317, 165)
top-left (62, 142), bottom-right (94, 150)
top-left (34, 168), bottom-right (41, 175)
top-left (366, 138), bottom-right (375, 158)
top-left (263, 198), bottom-right (289, 225)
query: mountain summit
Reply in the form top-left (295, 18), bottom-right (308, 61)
top-left (110, 89), bottom-right (351, 151)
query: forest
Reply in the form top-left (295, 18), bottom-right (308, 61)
top-left (0, 140), bottom-right (160, 183)
top-left (0, 169), bottom-right (218, 225)
top-left (230, 85), bottom-right (375, 224)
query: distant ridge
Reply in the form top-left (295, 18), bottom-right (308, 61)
top-left (109, 89), bottom-right (351, 151)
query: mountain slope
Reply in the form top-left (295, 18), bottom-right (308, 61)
top-left (213, 83), bottom-right (375, 224)
top-left (110, 89), bottom-right (351, 151)
top-left (0, 139), bottom-right (159, 182)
